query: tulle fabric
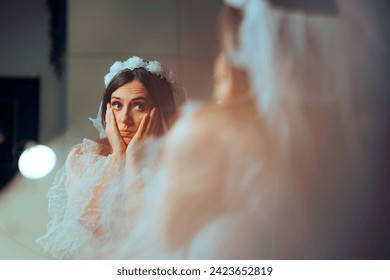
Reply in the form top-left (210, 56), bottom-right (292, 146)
top-left (37, 139), bottom-right (108, 258)
top-left (37, 135), bottom-right (166, 259)
top-left (37, 138), bottom-right (142, 259)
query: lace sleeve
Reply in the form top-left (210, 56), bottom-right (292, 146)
top-left (36, 139), bottom-right (113, 259)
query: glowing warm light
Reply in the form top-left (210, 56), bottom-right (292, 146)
top-left (18, 145), bottom-right (57, 179)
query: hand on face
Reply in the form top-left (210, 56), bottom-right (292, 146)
top-left (105, 103), bottom-right (126, 159)
top-left (125, 107), bottom-right (160, 167)
top-left (105, 104), bottom-right (159, 161)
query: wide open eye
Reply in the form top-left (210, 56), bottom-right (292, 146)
top-left (133, 102), bottom-right (146, 111)
top-left (111, 101), bottom-right (122, 110)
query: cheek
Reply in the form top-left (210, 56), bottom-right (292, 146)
top-left (112, 110), bottom-right (119, 120)
top-left (133, 111), bottom-right (148, 128)
top-left (113, 110), bottom-right (126, 124)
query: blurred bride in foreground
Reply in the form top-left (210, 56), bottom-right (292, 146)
top-left (113, 0), bottom-right (389, 259)
top-left (103, 0), bottom-right (390, 259)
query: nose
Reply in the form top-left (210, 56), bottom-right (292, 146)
top-left (117, 108), bottom-right (134, 129)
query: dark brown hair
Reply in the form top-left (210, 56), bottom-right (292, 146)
top-left (101, 68), bottom-right (176, 136)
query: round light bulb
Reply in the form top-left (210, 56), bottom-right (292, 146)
top-left (18, 145), bottom-right (57, 179)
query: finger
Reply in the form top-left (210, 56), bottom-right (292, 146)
top-left (150, 108), bottom-right (161, 136)
top-left (145, 107), bottom-right (157, 135)
top-left (106, 104), bottom-right (126, 155)
top-left (106, 104), bottom-right (115, 135)
top-left (134, 113), bottom-right (150, 141)
top-left (110, 105), bottom-right (118, 129)
top-left (139, 113), bottom-right (150, 138)
top-left (105, 104), bottom-right (114, 151)
top-left (107, 105), bottom-right (118, 133)
top-left (105, 103), bottom-right (110, 126)
top-left (111, 106), bottom-right (124, 140)
top-left (125, 113), bottom-right (150, 161)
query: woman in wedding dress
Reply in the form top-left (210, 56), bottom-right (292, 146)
top-left (37, 56), bottom-right (184, 259)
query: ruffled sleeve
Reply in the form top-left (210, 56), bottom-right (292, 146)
top-left (37, 138), bottom-right (114, 259)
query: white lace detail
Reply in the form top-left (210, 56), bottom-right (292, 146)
top-left (37, 139), bottom-right (118, 258)
top-left (37, 137), bottom-right (162, 259)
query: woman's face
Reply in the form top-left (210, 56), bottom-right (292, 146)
top-left (110, 80), bottom-right (154, 144)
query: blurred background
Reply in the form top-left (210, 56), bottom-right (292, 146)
top-left (0, 0), bottom-right (223, 259)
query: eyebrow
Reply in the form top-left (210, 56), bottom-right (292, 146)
top-left (111, 96), bottom-right (147, 102)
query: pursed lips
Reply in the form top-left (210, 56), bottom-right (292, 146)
top-left (120, 131), bottom-right (135, 137)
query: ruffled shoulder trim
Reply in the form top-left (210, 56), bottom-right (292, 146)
top-left (76, 138), bottom-right (111, 157)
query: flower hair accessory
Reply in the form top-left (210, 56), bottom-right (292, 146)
top-left (103, 56), bottom-right (176, 87)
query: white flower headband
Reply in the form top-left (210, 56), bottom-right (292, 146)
top-left (103, 56), bottom-right (176, 88)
